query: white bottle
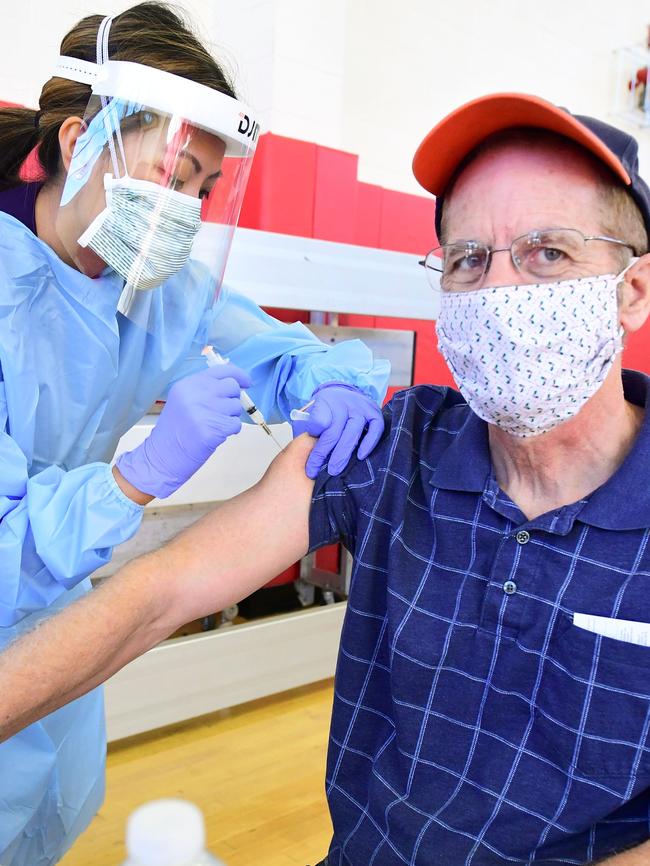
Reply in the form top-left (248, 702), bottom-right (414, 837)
top-left (121, 799), bottom-right (226, 866)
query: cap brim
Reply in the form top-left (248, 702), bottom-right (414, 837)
top-left (412, 93), bottom-right (631, 197)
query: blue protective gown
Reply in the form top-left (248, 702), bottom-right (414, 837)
top-left (0, 211), bottom-right (389, 865)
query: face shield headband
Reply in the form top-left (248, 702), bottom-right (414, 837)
top-left (53, 17), bottom-right (260, 161)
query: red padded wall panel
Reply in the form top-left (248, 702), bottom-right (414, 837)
top-left (342, 313), bottom-right (376, 327)
top-left (315, 544), bottom-right (341, 573)
top-left (239, 132), bottom-right (317, 237)
top-left (341, 181), bottom-right (380, 299)
top-left (313, 145), bottom-right (359, 243)
top-left (264, 307), bottom-right (310, 325)
top-left (623, 323), bottom-right (650, 375)
top-left (354, 182), bottom-right (383, 249)
top-left (379, 188), bottom-right (437, 254)
top-left (264, 565), bottom-right (299, 588)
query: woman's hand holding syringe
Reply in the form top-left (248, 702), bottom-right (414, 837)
top-left (203, 346), bottom-right (283, 451)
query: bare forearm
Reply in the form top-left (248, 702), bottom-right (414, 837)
top-left (599, 840), bottom-right (650, 863)
top-left (0, 437), bottom-right (314, 741)
top-left (0, 550), bottom-right (168, 739)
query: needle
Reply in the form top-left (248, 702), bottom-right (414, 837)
top-left (203, 347), bottom-right (283, 451)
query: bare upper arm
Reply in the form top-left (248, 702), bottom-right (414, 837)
top-left (598, 840), bottom-right (650, 864)
top-left (160, 434), bottom-right (317, 628)
top-left (0, 436), bottom-right (320, 741)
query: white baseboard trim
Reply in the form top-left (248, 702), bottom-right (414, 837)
top-left (105, 603), bottom-right (346, 742)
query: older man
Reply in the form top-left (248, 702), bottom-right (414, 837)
top-left (2, 93), bottom-right (650, 865)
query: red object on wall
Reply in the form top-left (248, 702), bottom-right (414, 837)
top-left (313, 145), bottom-right (359, 244)
top-left (378, 188), bottom-right (438, 255)
top-left (264, 565), bottom-right (301, 589)
top-left (622, 328), bottom-right (650, 373)
top-left (239, 132), bottom-right (438, 255)
top-left (355, 182), bottom-right (383, 249)
top-left (239, 132), bottom-right (318, 237)
top-left (0, 101), bottom-right (44, 181)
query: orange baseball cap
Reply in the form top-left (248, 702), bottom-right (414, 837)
top-left (412, 93), bottom-right (650, 240)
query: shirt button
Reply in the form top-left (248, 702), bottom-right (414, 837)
top-left (516, 530), bottom-right (530, 545)
top-left (503, 580), bottom-right (517, 595)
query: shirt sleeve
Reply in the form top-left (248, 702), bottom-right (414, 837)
top-left (204, 285), bottom-right (391, 422)
top-left (0, 374), bottom-right (144, 627)
top-left (309, 402), bottom-right (393, 553)
top-left (308, 384), bottom-right (452, 554)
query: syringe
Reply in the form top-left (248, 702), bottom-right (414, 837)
top-left (203, 346), bottom-right (283, 451)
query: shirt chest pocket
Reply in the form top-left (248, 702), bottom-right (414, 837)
top-left (530, 614), bottom-right (650, 785)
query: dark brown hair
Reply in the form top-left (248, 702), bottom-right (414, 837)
top-left (0, 2), bottom-right (236, 190)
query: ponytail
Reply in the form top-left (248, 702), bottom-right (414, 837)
top-left (0, 106), bottom-right (41, 191)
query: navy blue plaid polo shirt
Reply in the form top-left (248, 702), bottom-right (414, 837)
top-left (309, 370), bottom-right (650, 866)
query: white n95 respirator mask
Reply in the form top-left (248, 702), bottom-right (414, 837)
top-left (78, 173), bottom-right (203, 291)
top-left (435, 268), bottom-right (631, 437)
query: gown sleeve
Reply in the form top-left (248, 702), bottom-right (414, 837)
top-left (169, 285), bottom-right (391, 423)
top-left (0, 370), bottom-right (144, 626)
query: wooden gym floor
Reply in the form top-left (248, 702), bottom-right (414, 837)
top-left (59, 679), bottom-right (335, 866)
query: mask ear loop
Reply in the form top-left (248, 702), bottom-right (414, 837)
top-left (618, 258), bottom-right (639, 279)
top-left (614, 258), bottom-right (639, 344)
top-left (95, 15), bottom-right (137, 315)
top-left (96, 15), bottom-right (128, 180)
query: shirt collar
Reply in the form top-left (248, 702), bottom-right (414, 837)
top-left (578, 369), bottom-right (650, 530)
top-left (428, 370), bottom-right (650, 531)
top-left (428, 406), bottom-right (492, 494)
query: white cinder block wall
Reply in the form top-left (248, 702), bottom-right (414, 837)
top-left (1, 0), bottom-right (648, 197)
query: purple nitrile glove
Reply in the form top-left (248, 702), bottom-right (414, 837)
top-left (116, 362), bottom-right (251, 498)
top-left (301, 382), bottom-right (385, 479)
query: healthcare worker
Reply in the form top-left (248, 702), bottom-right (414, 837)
top-left (0, 5), bottom-right (389, 864)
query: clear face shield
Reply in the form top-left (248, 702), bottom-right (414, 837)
top-left (53, 46), bottom-right (259, 324)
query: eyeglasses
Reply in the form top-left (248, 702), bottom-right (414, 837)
top-left (423, 228), bottom-right (637, 293)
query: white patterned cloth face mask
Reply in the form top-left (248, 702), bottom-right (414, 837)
top-left (78, 173), bottom-right (203, 291)
top-left (436, 267), bottom-right (633, 437)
